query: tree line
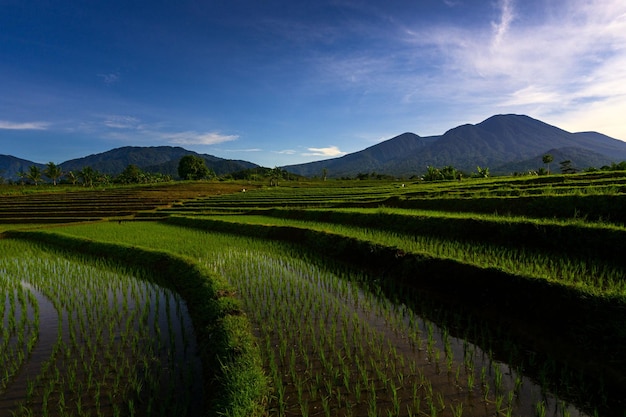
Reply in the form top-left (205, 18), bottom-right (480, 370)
top-left (5, 153), bottom-right (626, 186)
top-left (3, 162), bottom-right (173, 187)
top-left (1, 155), bottom-right (283, 186)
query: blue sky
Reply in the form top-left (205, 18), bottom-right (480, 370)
top-left (1, 0), bottom-right (625, 167)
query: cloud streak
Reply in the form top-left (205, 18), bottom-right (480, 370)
top-left (98, 72), bottom-right (120, 85)
top-left (0, 121), bottom-right (49, 130)
top-left (388, 0), bottom-right (626, 138)
top-left (103, 115), bottom-right (141, 129)
top-left (96, 115), bottom-right (240, 146)
top-left (491, 0), bottom-right (515, 47)
top-left (303, 146), bottom-right (346, 157)
top-left (161, 131), bottom-right (239, 146)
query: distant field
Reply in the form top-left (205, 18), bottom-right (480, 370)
top-left (1, 173), bottom-right (626, 416)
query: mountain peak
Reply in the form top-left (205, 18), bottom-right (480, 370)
top-left (0, 146), bottom-right (258, 180)
top-left (283, 114), bottom-right (626, 177)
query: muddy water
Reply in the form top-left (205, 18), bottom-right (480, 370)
top-left (0, 261), bottom-right (202, 417)
top-left (325, 280), bottom-right (587, 417)
top-left (348, 279), bottom-right (590, 417)
top-left (0, 283), bottom-right (58, 410)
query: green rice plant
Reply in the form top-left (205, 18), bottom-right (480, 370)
top-left (451, 402), bottom-right (463, 417)
top-left (180, 212), bottom-right (626, 297)
top-left (536, 400), bottom-right (547, 417)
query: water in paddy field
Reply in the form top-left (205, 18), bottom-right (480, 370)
top-left (0, 258), bottom-right (203, 417)
top-left (212, 248), bottom-right (593, 417)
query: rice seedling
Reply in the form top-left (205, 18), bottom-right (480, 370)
top-left (188, 213), bottom-right (626, 297)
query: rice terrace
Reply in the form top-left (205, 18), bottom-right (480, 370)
top-left (1, 172), bottom-right (626, 417)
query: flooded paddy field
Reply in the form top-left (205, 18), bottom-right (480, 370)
top-left (52, 220), bottom-right (613, 416)
top-left (0, 241), bottom-right (202, 417)
top-left (211, 246), bottom-right (590, 417)
top-left (5, 173), bottom-right (626, 416)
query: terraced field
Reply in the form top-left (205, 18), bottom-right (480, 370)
top-left (1, 172), bottom-right (626, 416)
top-left (0, 182), bottom-right (252, 225)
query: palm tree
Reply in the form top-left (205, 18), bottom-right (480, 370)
top-left (43, 162), bottom-right (64, 185)
top-left (78, 166), bottom-right (98, 187)
top-left (66, 171), bottom-right (78, 185)
top-left (475, 166), bottom-right (490, 178)
top-left (423, 166), bottom-right (442, 181)
top-left (542, 154), bottom-right (553, 175)
top-left (27, 165), bottom-right (43, 185)
top-left (17, 169), bottom-right (27, 185)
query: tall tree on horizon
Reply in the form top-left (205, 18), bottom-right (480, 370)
top-left (27, 165), bottom-right (42, 185)
top-left (178, 155), bottom-right (211, 180)
top-left (43, 161), bottom-right (64, 185)
top-left (542, 154), bottom-right (554, 175)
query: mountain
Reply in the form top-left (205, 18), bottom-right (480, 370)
top-left (281, 133), bottom-right (438, 178)
top-left (59, 146), bottom-right (258, 177)
top-left (495, 147), bottom-right (615, 174)
top-left (0, 146), bottom-right (258, 181)
top-left (0, 155), bottom-right (45, 180)
top-left (282, 114), bottom-right (626, 177)
top-left (4, 115), bottom-right (626, 181)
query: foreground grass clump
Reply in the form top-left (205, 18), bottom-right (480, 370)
top-left (2, 231), bottom-right (268, 417)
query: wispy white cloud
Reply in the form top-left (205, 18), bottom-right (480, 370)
top-left (162, 131), bottom-right (239, 146)
top-left (103, 115), bottom-right (140, 129)
top-left (95, 115), bottom-right (240, 146)
top-left (224, 148), bottom-right (262, 152)
top-left (302, 146), bottom-right (346, 157)
top-left (275, 149), bottom-right (296, 155)
top-left (98, 72), bottom-right (120, 85)
top-left (491, 0), bottom-right (515, 48)
top-left (299, 0), bottom-right (626, 139)
top-left (499, 85), bottom-right (561, 107)
top-left (0, 120), bottom-right (49, 130)
top-left (392, 0), bottom-right (626, 139)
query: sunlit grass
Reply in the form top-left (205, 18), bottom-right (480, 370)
top-left (182, 214), bottom-right (626, 297)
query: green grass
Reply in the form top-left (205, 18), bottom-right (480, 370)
top-left (176, 213), bottom-right (626, 297)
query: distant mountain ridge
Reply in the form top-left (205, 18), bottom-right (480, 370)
top-left (0, 146), bottom-right (258, 181)
top-left (3, 114), bottom-right (626, 181)
top-left (0, 155), bottom-right (44, 181)
top-left (282, 114), bottom-right (626, 177)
